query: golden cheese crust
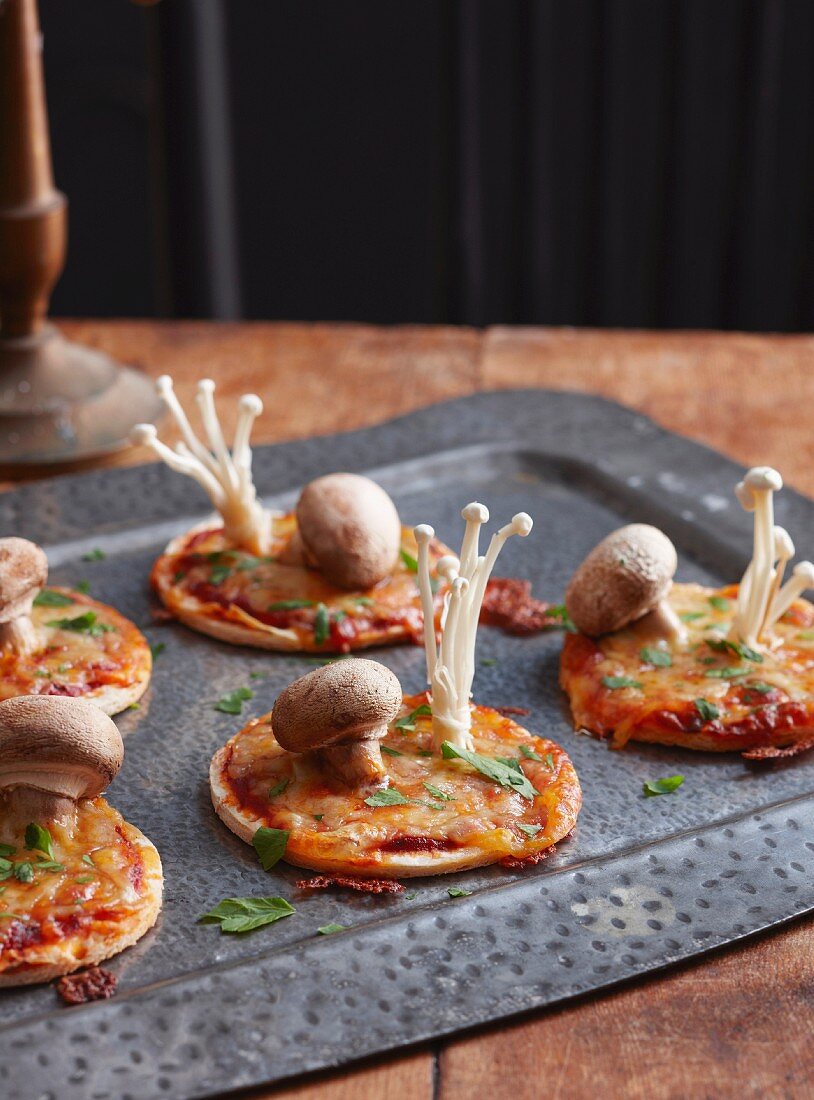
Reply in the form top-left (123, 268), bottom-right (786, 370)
top-left (210, 694), bottom-right (582, 878)
top-left (0, 800), bottom-right (163, 986)
top-left (151, 517), bottom-right (450, 653)
top-left (0, 589), bottom-right (151, 717)
top-left (560, 582), bottom-right (814, 755)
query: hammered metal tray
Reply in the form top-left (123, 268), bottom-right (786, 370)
top-left (1, 390), bottom-right (813, 1100)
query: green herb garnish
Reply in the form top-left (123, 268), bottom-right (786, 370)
top-left (545, 604), bottom-right (578, 632)
top-left (252, 826), bottom-right (289, 870)
top-left (33, 589), bottom-right (74, 608)
top-left (82, 548), bottom-right (106, 561)
top-left (394, 704), bottom-right (432, 730)
top-left (150, 642), bottom-right (165, 661)
top-left (75, 874), bottom-right (95, 885)
top-left (441, 742), bottom-right (538, 800)
top-left (640, 646), bottom-right (672, 668)
top-left (214, 686), bottom-right (253, 714)
top-left (704, 666), bottom-right (748, 679)
top-left (708, 595), bottom-right (730, 612)
top-left (517, 823), bottom-right (542, 837)
top-left (544, 752), bottom-right (555, 769)
top-left (480, 658), bottom-right (497, 667)
top-left (267, 599), bottom-right (315, 611)
top-left (355, 597), bottom-right (373, 607)
top-left (0, 844), bottom-right (14, 859)
top-left (267, 779), bottom-right (290, 798)
top-left (45, 611), bottom-right (115, 636)
top-left (13, 863), bottom-right (33, 883)
top-left (601, 675), bottom-right (643, 690)
top-left (423, 782), bottom-right (454, 801)
top-left (679, 611), bottom-right (705, 622)
top-left (705, 638), bottom-right (762, 663)
top-left (210, 564), bottom-right (232, 585)
top-left (519, 744), bottom-right (543, 761)
top-left (317, 923), bottom-right (348, 935)
top-left (643, 775), bottom-right (684, 797)
top-left (199, 896), bottom-right (295, 934)
top-left (314, 603), bottom-right (330, 646)
top-left (405, 891), bottom-right (418, 900)
top-left (76, 580), bottom-right (91, 594)
top-left (24, 823), bottom-right (52, 859)
top-left (82, 854), bottom-right (94, 866)
top-left (400, 548), bottom-right (418, 572)
top-left (380, 745), bottom-right (403, 757)
top-left (746, 681), bottom-right (775, 695)
top-left (694, 698), bottom-right (720, 722)
top-left (447, 887), bottom-right (472, 898)
top-left (364, 788), bottom-right (410, 807)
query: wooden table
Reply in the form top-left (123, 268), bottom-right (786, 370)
top-left (13, 321), bottom-right (814, 1098)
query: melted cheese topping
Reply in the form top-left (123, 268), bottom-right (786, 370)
top-left (561, 582), bottom-right (814, 750)
top-left (216, 695), bottom-right (582, 874)
top-left (0, 800), bottom-right (161, 977)
top-left (154, 518), bottom-right (450, 652)
top-left (0, 590), bottom-right (150, 702)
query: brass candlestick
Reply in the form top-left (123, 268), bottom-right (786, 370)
top-left (0, 0), bottom-right (162, 464)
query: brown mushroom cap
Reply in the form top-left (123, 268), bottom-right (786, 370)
top-left (272, 658), bottom-right (403, 753)
top-left (565, 524), bottom-right (678, 636)
top-left (296, 473), bottom-right (401, 590)
top-left (0, 696), bottom-right (124, 800)
top-left (0, 538), bottom-right (47, 623)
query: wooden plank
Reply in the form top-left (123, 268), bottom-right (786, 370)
top-left (258, 1050), bottom-right (433, 1100)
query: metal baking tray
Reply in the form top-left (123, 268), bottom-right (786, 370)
top-left (1, 390), bottom-right (813, 1100)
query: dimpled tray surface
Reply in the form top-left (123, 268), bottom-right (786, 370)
top-left (1, 391), bottom-right (813, 1100)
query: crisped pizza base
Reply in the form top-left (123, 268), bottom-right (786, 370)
top-left (0, 800), bottom-right (163, 987)
top-left (561, 582), bottom-right (814, 755)
top-left (210, 694), bottom-right (581, 878)
top-left (151, 517), bottom-right (450, 653)
top-left (0, 589), bottom-right (151, 717)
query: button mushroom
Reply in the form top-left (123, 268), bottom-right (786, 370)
top-left (0, 538), bottom-right (48, 656)
top-left (565, 524), bottom-right (686, 642)
top-left (272, 659), bottom-right (402, 789)
top-left (0, 696), bottom-right (123, 829)
top-left (295, 473), bottom-right (401, 590)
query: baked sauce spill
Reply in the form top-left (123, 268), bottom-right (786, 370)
top-left (295, 875), bottom-right (405, 894)
top-left (56, 965), bottom-right (118, 1005)
top-left (480, 577), bottom-right (560, 635)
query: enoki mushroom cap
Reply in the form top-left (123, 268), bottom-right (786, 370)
top-left (0, 538), bottom-right (48, 624)
top-left (272, 659), bottom-right (403, 754)
top-left (0, 696), bottom-right (123, 801)
top-left (296, 473), bottom-right (402, 590)
top-left (736, 466), bottom-right (783, 509)
top-left (566, 524), bottom-right (678, 636)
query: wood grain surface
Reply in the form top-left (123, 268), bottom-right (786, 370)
top-left (7, 320), bottom-right (814, 1099)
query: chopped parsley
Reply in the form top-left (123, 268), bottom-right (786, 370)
top-left (75, 874), bottom-right (96, 885)
top-left (380, 745), bottom-right (403, 757)
top-left (76, 579), bottom-right (91, 594)
top-left (679, 611), bottom-right (705, 622)
top-left (45, 611), bottom-right (115, 636)
top-left (317, 923), bottom-right (348, 935)
top-left (209, 564), bottom-right (232, 585)
top-left (214, 686), bottom-right (253, 714)
top-left (640, 646), bottom-right (672, 668)
top-left (82, 854), bottom-right (94, 866)
top-left (441, 741), bottom-right (538, 800)
top-left (423, 781), bottom-right (454, 801)
top-left (313, 814), bottom-right (324, 822)
top-left (705, 637), bottom-right (762, 663)
top-left (313, 603), bottom-right (330, 646)
top-left (82, 548), bottom-right (106, 561)
top-left (601, 675), bottom-right (643, 690)
top-left (519, 744), bottom-right (543, 761)
top-left (268, 599), bottom-right (315, 611)
top-left (0, 844), bottom-right (14, 859)
top-left (746, 681), bottom-right (775, 695)
top-left (517, 823), bottom-right (542, 837)
top-left (364, 788), bottom-right (410, 807)
top-left (405, 891), bottom-right (418, 900)
top-left (150, 642), bottom-right (166, 661)
top-left (798, 629), bottom-right (814, 641)
top-left (199, 896), bottom-right (295, 934)
top-left (480, 657), bottom-right (497, 667)
top-left (694, 698), bottom-right (720, 722)
top-left (447, 887), bottom-right (472, 898)
top-left (544, 752), bottom-right (555, 769)
top-left (394, 704), bottom-right (432, 730)
top-left (354, 597), bottom-right (373, 607)
top-left (545, 604), bottom-right (578, 632)
top-left (252, 826), bottom-right (289, 870)
top-left (399, 548), bottom-right (419, 572)
top-left (33, 589), bottom-right (74, 608)
top-left (13, 863), bottom-right (33, 883)
top-left (643, 775), bottom-right (684, 797)
top-left (708, 595), bottom-right (731, 612)
top-left (704, 666), bottom-right (748, 679)
top-left (24, 823), bottom-right (52, 859)
top-left (267, 779), bottom-right (290, 798)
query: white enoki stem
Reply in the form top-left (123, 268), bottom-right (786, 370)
top-left (768, 561), bottom-right (814, 625)
top-left (416, 503), bottom-right (533, 751)
top-left (132, 377), bottom-right (272, 555)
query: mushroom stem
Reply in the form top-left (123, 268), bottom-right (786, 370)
top-left (1, 787), bottom-right (77, 830)
top-left (321, 740), bottom-right (387, 789)
top-left (414, 525), bottom-right (439, 680)
top-left (766, 561), bottom-right (814, 628)
top-left (732, 467), bottom-right (783, 647)
top-left (132, 376), bottom-right (273, 556)
top-left (636, 598), bottom-right (687, 644)
top-left (0, 614), bottom-right (39, 656)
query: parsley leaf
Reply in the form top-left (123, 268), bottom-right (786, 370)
top-left (708, 595), bottom-right (730, 612)
top-left (746, 681), bottom-right (775, 695)
top-left (46, 611), bottom-right (115, 636)
top-left (694, 698), bottom-right (720, 722)
top-left (601, 675), bottom-right (643, 690)
top-left (364, 788), bottom-right (410, 807)
top-left (423, 782), bottom-right (454, 801)
top-left (13, 863), bottom-right (33, 883)
top-left (797, 629), bottom-right (814, 641)
top-left (75, 874), bottom-right (96, 884)
top-left (517, 823), bottom-right (542, 837)
top-left (447, 887), bottom-right (472, 898)
top-left (33, 589), bottom-right (74, 608)
top-left (76, 579), bottom-right (91, 594)
top-left (82, 548), bottom-right (106, 561)
top-left (441, 741), bottom-right (538, 800)
top-left (214, 686), bottom-right (253, 714)
top-left (150, 642), bottom-right (165, 661)
top-left (546, 604), bottom-right (578, 633)
top-left (210, 564), bottom-right (232, 585)
top-left (394, 704), bottom-right (432, 730)
top-left (268, 599), bottom-right (315, 611)
top-left (317, 923), bottom-right (348, 935)
top-left (640, 646), bottom-right (672, 667)
top-left (643, 775), bottom-right (684, 797)
top-left (405, 891), bottom-right (418, 900)
top-left (519, 743), bottom-right (543, 761)
top-left (0, 844), bottom-right (14, 859)
top-left (400, 548), bottom-right (419, 572)
top-left (314, 603), bottom-right (330, 646)
top-left (380, 745), bottom-right (403, 757)
top-left (199, 896), bottom-right (295, 934)
top-left (252, 826), bottom-right (289, 870)
top-left (544, 752), bottom-right (555, 769)
top-left (267, 779), bottom-right (289, 798)
top-left (24, 823), bottom-right (52, 859)
top-left (679, 611), bottom-right (705, 622)
top-left (705, 638), bottom-right (763, 663)
top-left (704, 666), bottom-right (748, 679)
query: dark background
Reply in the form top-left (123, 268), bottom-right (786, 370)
top-left (40, 0), bottom-right (814, 330)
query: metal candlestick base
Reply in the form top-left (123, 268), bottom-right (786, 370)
top-left (0, 325), bottom-right (163, 464)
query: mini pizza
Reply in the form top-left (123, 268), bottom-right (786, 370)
top-left (0, 537), bottom-right (151, 715)
top-left (560, 467), bottom-right (814, 758)
top-left (133, 378), bottom-right (451, 651)
top-left (211, 503), bottom-right (582, 878)
top-left (0, 697), bottom-right (163, 986)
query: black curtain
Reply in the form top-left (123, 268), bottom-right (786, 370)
top-left (39, 0), bottom-right (814, 331)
